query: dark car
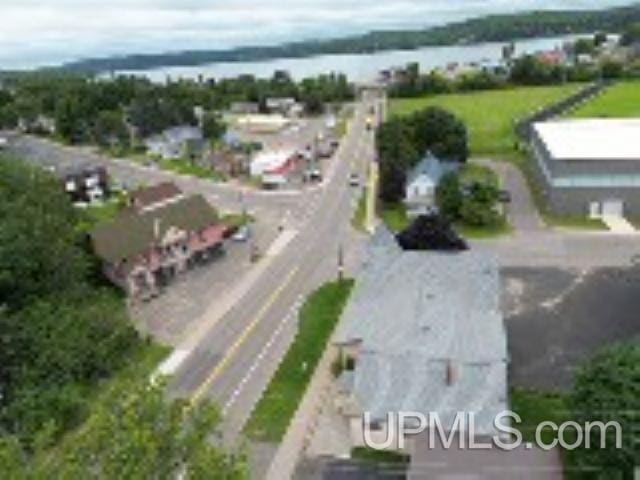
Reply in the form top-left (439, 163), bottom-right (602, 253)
top-left (498, 190), bottom-right (512, 203)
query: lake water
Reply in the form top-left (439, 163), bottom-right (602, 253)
top-left (119, 36), bottom-right (576, 83)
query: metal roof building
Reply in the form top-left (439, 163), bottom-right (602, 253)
top-left (531, 119), bottom-right (640, 218)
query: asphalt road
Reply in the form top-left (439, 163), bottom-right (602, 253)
top-left (166, 91), bottom-right (379, 448)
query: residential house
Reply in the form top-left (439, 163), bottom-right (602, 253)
top-left (265, 97), bottom-right (302, 117)
top-left (333, 229), bottom-right (507, 452)
top-left (91, 194), bottom-right (226, 299)
top-left (144, 126), bottom-right (205, 161)
top-left (61, 165), bottom-right (109, 204)
top-left (535, 49), bottom-right (566, 66)
top-left (18, 114), bottom-right (56, 135)
top-left (404, 152), bottom-right (459, 216)
top-left (230, 102), bottom-right (260, 115)
top-left (531, 119), bottom-right (640, 218)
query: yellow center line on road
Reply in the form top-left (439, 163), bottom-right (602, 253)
top-left (189, 265), bottom-right (301, 406)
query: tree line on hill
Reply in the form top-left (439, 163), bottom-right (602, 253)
top-left (54, 4), bottom-right (640, 74)
top-left (0, 156), bottom-right (245, 477)
top-left (0, 70), bottom-right (353, 148)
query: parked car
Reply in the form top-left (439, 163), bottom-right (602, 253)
top-left (498, 190), bottom-right (512, 203)
top-left (304, 169), bottom-right (323, 182)
top-left (349, 173), bottom-right (360, 187)
top-left (232, 225), bottom-right (252, 242)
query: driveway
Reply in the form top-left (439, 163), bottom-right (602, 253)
top-left (473, 158), bottom-right (544, 234)
top-left (503, 265), bottom-right (640, 390)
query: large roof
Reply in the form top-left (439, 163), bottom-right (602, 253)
top-left (534, 119), bottom-right (640, 161)
top-left (335, 230), bottom-right (507, 433)
top-left (130, 182), bottom-right (183, 211)
top-left (91, 194), bottom-right (218, 264)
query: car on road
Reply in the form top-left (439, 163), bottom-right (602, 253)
top-left (304, 169), bottom-right (323, 182)
top-left (348, 173), bottom-right (360, 187)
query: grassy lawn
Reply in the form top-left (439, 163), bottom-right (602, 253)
top-left (460, 163), bottom-right (499, 187)
top-left (390, 85), bottom-right (582, 155)
top-left (158, 158), bottom-right (224, 181)
top-left (456, 220), bottom-right (512, 239)
top-left (510, 388), bottom-right (571, 445)
top-left (244, 280), bottom-right (354, 442)
top-left (352, 188), bottom-right (368, 232)
top-left (221, 212), bottom-right (255, 228)
top-left (380, 201), bottom-right (512, 240)
top-left (380, 203), bottom-right (410, 233)
top-left (351, 447), bottom-right (410, 465)
top-left (569, 81), bottom-right (640, 118)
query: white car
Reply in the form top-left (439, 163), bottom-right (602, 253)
top-left (232, 225), bottom-right (251, 242)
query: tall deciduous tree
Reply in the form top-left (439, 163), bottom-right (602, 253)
top-left (0, 382), bottom-right (247, 479)
top-left (569, 342), bottom-right (640, 478)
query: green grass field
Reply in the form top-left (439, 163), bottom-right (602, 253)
top-left (244, 280), bottom-right (354, 442)
top-left (390, 85), bottom-right (582, 155)
top-left (570, 81), bottom-right (640, 118)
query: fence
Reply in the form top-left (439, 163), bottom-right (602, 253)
top-left (514, 80), bottom-right (614, 141)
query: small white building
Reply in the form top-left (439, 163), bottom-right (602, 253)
top-left (404, 153), bottom-right (459, 215)
top-left (144, 126), bottom-right (204, 160)
top-left (250, 149), bottom-right (297, 186)
top-left (235, 114), bottom-right (291, 134)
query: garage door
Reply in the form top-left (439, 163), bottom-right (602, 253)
top-left (602, 200), bottom-right (624, 217)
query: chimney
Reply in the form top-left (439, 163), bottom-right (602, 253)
top-left (445, 360), bottom-right (457, 386)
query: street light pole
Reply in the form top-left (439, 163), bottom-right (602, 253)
top-left (337, 244), bottom-right (344, 282)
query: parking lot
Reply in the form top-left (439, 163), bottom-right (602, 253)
top-left (504, 265), bottom-right (640, 390)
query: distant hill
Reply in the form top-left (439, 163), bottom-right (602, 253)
top-left (61, 3), bottom-right (640, 74)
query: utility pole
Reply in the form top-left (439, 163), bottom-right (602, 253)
top-left (337, 244), bottom-right (344, 282)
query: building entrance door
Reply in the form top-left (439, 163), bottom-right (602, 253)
top-left (602, 199), bottom-right (624, 217)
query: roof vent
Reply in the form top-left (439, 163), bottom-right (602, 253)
top-left (445, 360), bottom-right (457, 386)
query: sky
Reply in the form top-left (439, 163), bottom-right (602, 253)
top-left (0, 0), bottom-right (635, 69)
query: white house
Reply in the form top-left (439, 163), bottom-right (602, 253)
top-left (404, 152), bottom-right (458, 215)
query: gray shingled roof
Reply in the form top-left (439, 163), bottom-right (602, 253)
top-left (335, 230), bottom-right (507, 434)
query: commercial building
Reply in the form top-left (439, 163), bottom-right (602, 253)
top-left (91, 191), bottom-right (225, 299)
top-left (250, 149), bottom-right (299, 186)
top-left (531, 119), bottom-right (640, 218)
